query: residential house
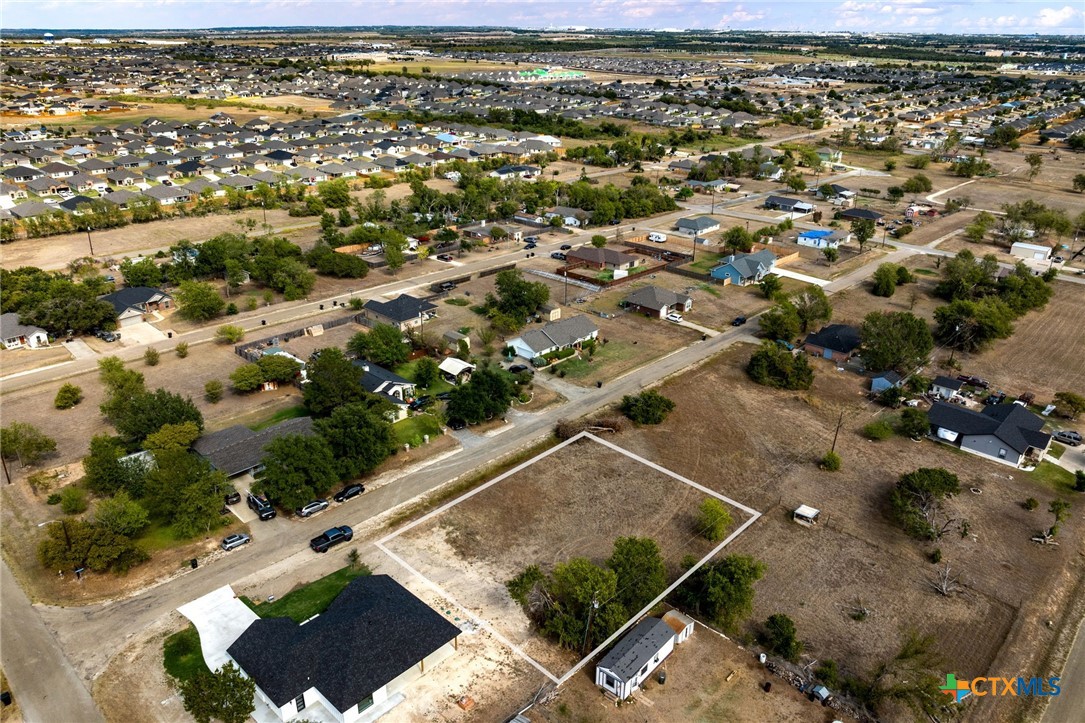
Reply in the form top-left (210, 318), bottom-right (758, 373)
top-left (595, 613), bottom-right (694, 701)
top-left (797, 229), bottom-right (851, 249)
top-left (709, 249), bottom-right (776, 286)
top-left (362, 295), bottom-right (437, 332)
top-left (803, 324), bottom-right (862, 362)
top-left (816, 146), bottom-right (843, 164)
top-left (763, 196), bottom-right (815, 215)
top-left (870, 370), bottom-right (904, 394)
top-left (544, 206), bottom-right (588, 228)
top-left (227, 575), bottom-right (460, 723)
top-left (622, 286), bottom-right (693, 319)
top-left (194, 417), bottom-right (315, 478)
top-left (928, 401), bottom-right (1052, 468)
top-left (931, 375), bottom-right (964, 400)
top-left (355, 361), bottom-right (416, 422)
top-left (566, 246), bottom-right (642, 271)
top-left (507, 315), bottom-right (599, 361)
top-left (838, 207), bottom-right (883, 222)
top-left (1, 313), bottom-right (49, 349)
top-left (99, 286), bottom-right (172, 327)
top-left (675, 216), bottom-right (720, 236)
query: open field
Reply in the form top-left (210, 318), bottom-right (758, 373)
top-left (383, 436), bottom-right (748, 678)
top-left (586, 342), bottom-right (1082, 722)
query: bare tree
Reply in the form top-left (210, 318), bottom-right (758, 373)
top-left (928, 564), bottom-right (965, 597)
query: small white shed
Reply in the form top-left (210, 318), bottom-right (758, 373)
top-left (1010, 241), bottom-right (1050, 261)
top-left (793, 505), bottom-right (821, 526)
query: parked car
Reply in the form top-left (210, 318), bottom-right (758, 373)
top-left (333, 484), bottom-right (366, 503)
top-left (247, 492), bottom-right (276, 521)
top-left (1054, 430), bottom-right (1082, 447)
top-left (295, 499), bottom-right (329, 518)
top-left (955, 375), bottom-right (990, 389)
top-left (310, 526), bottom-right (353, 553)
top-left (224, 491), bottom-right (241, 505)
top-left (436, 391), bottom-right (453, 401)
top-left (1052, 256), bottom-right (1065, 263)
top-left (560, 244), bottom-right (572, 251)
top-left (436, 254), bottom-right (455, 262)
top-left (221, 533), bottom-right (252, 551)
top-left (408, 396), bottom-right (433, 411)
top-left (448, 418), bottom-right (467, 431)
top-left (524, 242), bottom-right (537, 250)
top-left (524, 236), bottom-right (540, 243)
top-left (666, 312), bottom-right (684, 323)
top-left (508, 364), bottom-right (530, 374)
top-left (731, 316), bottom-right (747, 326)
top-left (95, 330), bottom-right (120, 343)
top-left (550, 252), bottom-right (566, 261)
top-left (103, 275), bottom-right (115, 282)
top-left (439, 281), bottom-right (457, 292)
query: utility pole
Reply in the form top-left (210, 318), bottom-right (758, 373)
top-left (830, 409), bottom-right (845, 454)
top-left (86, 226), bottom-right (95, 256)
top-left (581, 595), bottom-right (600, 655)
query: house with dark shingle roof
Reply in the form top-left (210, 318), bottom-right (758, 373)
top-left (353, 361), bottom-right (415, 422)
top-left (227, 574), bottom-right (460, 722)
top-left (803, 324), bottom-right (861, 362)
top-left (193, 416), bottom-right (314, 478)
top-left (928, 401), bottom-right (1051, 468)
top-left (675, 216), bottom-right (721, 235)
top-left (361, 294), bottom-right (436, 331)
top-left (99, 286), bottom-right (172, 327)
top-left (623, 285), bottom-right (692, 319)
top-left (566, 246), bottom-right (642, 271)
top-left (596, 616), bottom-right (693, 700)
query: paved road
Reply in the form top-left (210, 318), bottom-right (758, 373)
top-left (1043, 611), bottom-right (1085, 723)
top-left (0, 559), bottom-right (105, 723)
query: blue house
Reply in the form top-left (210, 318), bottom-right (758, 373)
top-left (871, 370), bottom-right (903, 394)
top-left (709, 249), bottom-right (776, 286)
top-left (797, 229), bottom-right (850, 249)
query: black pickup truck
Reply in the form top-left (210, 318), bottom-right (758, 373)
top-left (310, 526), bottom-right (353, 553)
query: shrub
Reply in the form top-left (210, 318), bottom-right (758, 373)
top-left (54, 383), bottom-right (83, 410)
top-left (1024, 497), bottom-right (1039, 511)
top-left (245, 296), bottom-right (259, 311)
top-left (929, 548), bottom-right (942, 563)
top-left (862, 419), bottom-right (894, 441)
top-left (747, 342), bottom-right (814, 390)
top-left (204, 380), bottom-right (224, 403)
top-left (762, 613), bottom-right (803, 662)
top-left (820, 450), bottom-right (842, 471)
top-left (619, 390), bottom-right (676, 425)
top-left (175, 342), bottom-right (189, 358)
top-left (143, 348), bottom-right (160, 366)
top-left (1076, 471), bottom-right (1085, 493)
top-left (225, 302), bottom-right (239, 315)
top-left (698, 498), bottom-right (733, 542)
top-left (897, 408), bottom-right (928, 439)
top-left (215, 325), bottom-right (245, 344)
top-left (60, 486), bottom-right (88, 515)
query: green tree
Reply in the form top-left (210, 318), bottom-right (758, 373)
top-left (111, 389), bottom-right (203, 445)
top-left (82, 435), bottom-right (142, 496)
top-left (1053, 392), bottom-right (1085, 421)
top-left (94, 490), bottom-right (149, 537)
top-left (60, 486), bottom-right (88, 514)
top-left (933, 297), bottom-right (1014, 351)
top-left (785, 174), bottom-right (807, 193)
top-left (722, 226), bottom-right (754, 253)
top-left (54, 383), bottom-right (83, 410)
top-left (619, 390), bottom-right (676, 425)
top-left (143, 422), bottom-right (201, 454)
top-left (543, 557), bottom-right (626, 652)
top-left (860, 311), bottom-right (934, 373)
top-left (822, 247), bottom-right (839, 266)
top-left (178, 662), bottom-right (255, 723)
top-left (935, 249), bottom-right (998, 301)
top-left (175, 281), bottom-right (226, 321)
top-left (901, 173), bottom-right (933, 194)
top-left (303, 347), bottom-right (367, 416)
top-left (0, 422), bottom-right (57, 467)
top-left (851, 218), bottom-right (876, 253)
top-left (758, 300), bottom-right (801, 341)
top-left (590, 234), bottom-right (607, 248)
top-left (255, 435), bottom-right (340, 510)
top-left (143, 347), bottom-right (160, 366)
top-left (316, 178), bottom-right (351, 208)
top-left (413, 357), bottom-right (440, 389)
top-left (487, 269), bottom-right (549, 327)
top-left (447, 365), bottom-right (515, 424)
top-left (897, 408), bottom-right (929, 440)
top-left (747, 341), bottom-right (814, 390)
top-left (606, 537), bottom-right (667, 614)
top-left (314, 400), bottom-right (397, 480)
top-left (204, 380), bottom-right (224, 403)
top-left (175, 342), bottom-right (190, 358)
top-left (119, 257), bottom-right (163, 288)
top-left (698, 498), bottom-right (733, 542)
top-left (890, 468), bottom-right (960, 540)
top-left (215, 325), bottom-right (245, 344)
top-left (347, 324), bottom-right (410, 368)
top-left (675, 554), bottom-right (765, 632)
top-left (758, 274), bottom-right (783, 299)
top-left (38, 518), bottom-right (146, 574)
top-left (763, 613), bottom-right (803, 662)
top-left (1047, 499), bottom-right (1071, 538)
top-left (872, 263), bottom-right (899, 297)
top-left (384, 233), bottom-right (408, 275)
top-left (1025, 153), bottom-right (1043, 182)
top-left (256, 354), bottom-right (302, 383)
top-left (791, 287), bottom-right (832, 334)
top-left (1072, 173), bottom-right (1085, 193)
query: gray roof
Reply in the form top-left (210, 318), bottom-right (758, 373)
top-left (363, 294), bottom-right (436, 324)
top-left (676, 216), bottom-right (719, 231)
top-left (932, 375), bottom-right (963, 391)
top-left (597, 618), bottom-right (674, 682)
top-left (0, 312), bottom-right (46, 340)
top-left (566, 246), bottom-right (638, 267)
top-left (928, 401), bottom-right (1051, 455)
top-left (515, 315), bottom-right (598, 356)
top-left (194, 416), bottom-right (314, 477)
top-left (624, 285), bottom-right (690, 312)
top-left (804, 324), bottom-right (861, 355)
top-left (715, 249), bottom-right (776, 280)
top-left (227, 575), bottom-right (460, 711)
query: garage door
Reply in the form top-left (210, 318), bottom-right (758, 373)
top-left (117, 314), bottom-right (144, 328)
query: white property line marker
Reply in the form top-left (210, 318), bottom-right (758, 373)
top-left (377, 430), bottom-right (763, 690)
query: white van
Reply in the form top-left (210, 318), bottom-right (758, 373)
top-left (648, 232), bottom-right (667, 243)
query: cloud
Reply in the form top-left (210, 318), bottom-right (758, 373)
top-left (1035, 5), bottom-right (1079, 28)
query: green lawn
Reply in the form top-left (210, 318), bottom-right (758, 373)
top-left (393, 359), bottom-right (455, 395)
top-left (555, 341), bottom-right (638, 380)
top-left (1030, 461), bottom-right (1076, 493)
top-left (688, 252), bottom-right (723, 273)
top-left (163, 626), bottom-right (210, 683)
top-left (240, 566), bottom-right (370, 623)
top-left (248, 405), bottom-right (308, 431)
top-left (444, 298), bottom-right (470, 307)
top-left (1049, 443), bottom-right (1066, 460)
top-left (136, 515), bottom-right (227, 553)
top-left (395, 414), bottom-right (443, 447)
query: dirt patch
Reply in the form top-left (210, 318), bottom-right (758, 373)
top-left (385, 437), bottom-right (746, 677)
top-left (0, 345), bottom-right (74, 377)
top-left (93, 618), bottom-right (190, 723)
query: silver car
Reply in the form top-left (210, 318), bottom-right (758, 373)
top-left (295, 499), bottom-right (329, 518)
top-left (221, 533), bottom-right (251, 551)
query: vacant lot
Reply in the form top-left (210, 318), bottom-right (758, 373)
top-left (385, 437), bottom-right (745, 676)
top-left (602, 344), bottom-right (1081, 722)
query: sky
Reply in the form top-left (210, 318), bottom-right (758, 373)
top-left (4, 0), bottom-right (1083, 35)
